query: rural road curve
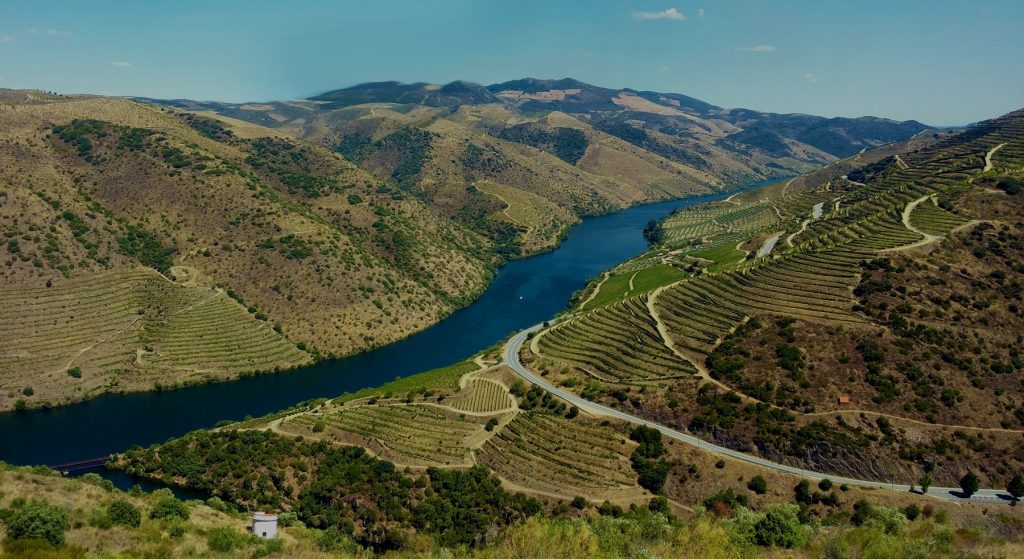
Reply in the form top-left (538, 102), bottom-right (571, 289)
top-left (503, 324), bottom-right (1013, 505)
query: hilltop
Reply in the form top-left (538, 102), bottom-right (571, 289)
top-left (145, 77), bottom-right (928, 255)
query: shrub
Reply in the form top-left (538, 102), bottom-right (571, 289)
top-left (571, 496), bottom-right (588, 510)
top-left (3, 499), bottom-right (69, 547)
top-left (150, 496), bottom-right (190, 520)
top-left (312, 420), bottom-right (326, 433)
top-left (818, 478), bottom-right (833, 491)
top-left (107, 499), bottom-right (142, 527)
top-left (485, 418), bottom-right (499, 432)
top-left (207, 527), bottom-right (247, 552)
top-left (648, 496), bottom-right (670, 514)
top-left (66, 367), bottom-right (82, 378)
top-left (752, 505), bottom-right (805, 548)
top-left (278, 511), bottom-right (299, 527)
top-left (747, 475), bottom-right (768, 495)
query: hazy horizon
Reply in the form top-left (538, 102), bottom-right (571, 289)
top-left (2, 0), bottom-right (1022, 126)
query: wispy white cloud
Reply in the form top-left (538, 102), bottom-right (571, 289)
top-left (736, 45), bottom-right (777, 52)
top-left (0, 34), bottom-right (14, 44)
top-left (698, 8), bottom-right (705, 18)
top-left (633, 8), bottom-right (686, 21)
top-left (109, 61), bottom-right (132, 67)
top-left (804, 72), bottom-right (819, 82)
top-left (26, 27), bottom-right (72, 37)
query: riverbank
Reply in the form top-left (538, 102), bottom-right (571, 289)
top-left (0, 179), bottom-right (774, 468)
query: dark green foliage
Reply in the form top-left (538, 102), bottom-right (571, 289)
top-left (753, 508), bottom-right (801, 548)
top-left (66, 367), bottom-right (82, 379)
top-left (703, 488), bottom-right (749, 514)
top-left (498, 124), bottom-right (589, 165)
top-left (182, 114), bottom-right (235, 141)
top-left (412, 467), bottom-right (541, 547)
top-left (52, 119), bottom-right (108, 163)
top-left (485, 418), bottom-right (498, 431)
top-left (959, 471), bottom-right (980, 497)
top-left (643, 219), bottom-right (663, 245)
top-left (850, 500), bottom-right (873, 526)
top-left (747, 475), bottom-right (768, 495)
top-left (107, 499), bottom-right (141, 528)
top-left (997, 177), bottom-right (1021, 195)
top-left (118, 430), bottom-right (543, 551)
top-left (246, 138), bottom-right (341, 197)
top-left (1008, 474), bottom-right (1024, 500)
top-left (3, 499), bottom-right (69, 547)
top-left (648, 496), bottom-right (669, 514)
top-left (903, 504), bottom-right (920, 521)
top-left (628, 425), bottom-right (671, 493)
top-left (118, 225), bottom-right (176, 273)
top-left (571, 496), bottom-right (588, 509)
top-left (150, 497), bottom-right (190, 521)
top-left (370, 127), bottom-right (433, 188)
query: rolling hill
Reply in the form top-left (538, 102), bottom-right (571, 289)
top-left (145, 77), bottom-right (928, 255)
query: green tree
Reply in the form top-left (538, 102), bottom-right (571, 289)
top-left (959, 471), bottom-right (980, 498)
top-left (918, 474), bottom-right (932, 494)
top-left (1007, 474), bottom-right (1024, 501)
top-left (107, 499), bottom-right (141, 527)
top-left (4, 500), bottom-right (70, 547)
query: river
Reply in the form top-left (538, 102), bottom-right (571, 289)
top-left (0, 180), bottom-right (775, 467)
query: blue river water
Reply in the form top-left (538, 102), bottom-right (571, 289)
top-left (0, 181), bottom-right (772, 467)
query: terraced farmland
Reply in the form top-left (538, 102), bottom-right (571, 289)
top-left (143, 293), bottom-right (309, 374)
top-left (0, 268), bottom-right (310, 409)
top-left (661, 202), bottom-right (779, 245)
top-left (285, 403), bottom-right (482, 467)
top-left (910, 200), bottom-right (971, 235)
top-left (536, 295), bottom-right (697, 383)
top-left (476, 412), bottom-right (640, 499)
top-left (448, 378), bottom-right (516, 413)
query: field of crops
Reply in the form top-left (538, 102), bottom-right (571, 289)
top-left (448, 378), bottom-right (516, 414)
top-left (661, 202), bottom-right (779, 245)
top-left (536, 295), bottom-right (697, 383)
top-left (910, 200), bottom-right (971, 236)
top-left (143, 292), bottom-right (309, 374)
top-left (0, 268), bottom-right (309, 409)
top-left (476, 412), bottom-right (639, 499)
top-left (286, 403), bottom-right (482, 467)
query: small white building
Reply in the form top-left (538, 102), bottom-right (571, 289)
top-left (251, 512), bottom-right (278, 539)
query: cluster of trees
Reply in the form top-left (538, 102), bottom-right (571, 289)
top-left (498, 124), bottom-right (589, 165)
top-left (629, 426), bottom-right (671, 493)
top-left (117, 430), bottom-right (546, 551)
top-left (118, 224), bottom-right (177, 273)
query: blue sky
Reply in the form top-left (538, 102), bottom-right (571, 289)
top-left (1, 0), bottom-right (1021, 125)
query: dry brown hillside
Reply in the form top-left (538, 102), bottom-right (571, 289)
top-left (0, 94), bottom-right (496, 410)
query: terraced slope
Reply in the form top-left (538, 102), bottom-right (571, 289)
top-left (526, 108), bottom-right (1024, 486)
top-left (0, 94), bottom-right (500, 409)
top-left (0, 268), bottom-right (309, 409)
top-left (536, 295), bottom-right (697, 383)
top-left (284, 403), bottom-right (483, 467)
top-left (476, 412), bottom-right (640, 500)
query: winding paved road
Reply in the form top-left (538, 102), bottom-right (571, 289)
top-left (503, 324), bottom-right (1012, 505)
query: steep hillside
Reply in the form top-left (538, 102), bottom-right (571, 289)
top-left (0, 93), bottom-right (496, 410)
top-left (525, 108), bottom-right (1024, 488)
top-left (153, 78), bottom-right (927, 255)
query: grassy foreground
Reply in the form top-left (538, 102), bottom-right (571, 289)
top-left (2, 463), bottom-right (1022, 558)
